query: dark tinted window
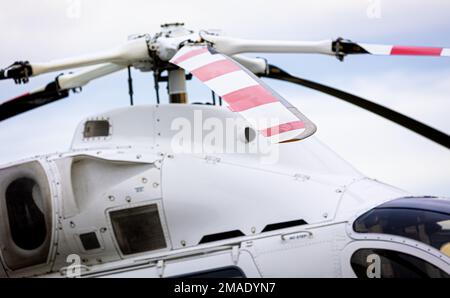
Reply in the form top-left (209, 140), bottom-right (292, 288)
top-left (5, 177), bottom-right (47, 250)
top-left (110, 205), bottom-right (166, 255)
top-left (83, 120), bottom-right (110, 138)
top-left (351, 248), bottom-right (449, 278)
top-left (354, 208), bottom-right (450, 255)
top-left (176, 266), bottom-right (246, 278)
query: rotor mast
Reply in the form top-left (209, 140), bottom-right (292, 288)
top-left (158, 23), bottom-right (192, 104)
top-left (167, 68), bottom-right (188, 103)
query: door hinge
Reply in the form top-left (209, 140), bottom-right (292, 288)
top-left (156, 259), bottom-right (165, 277)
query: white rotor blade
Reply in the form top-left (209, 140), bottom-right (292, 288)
top-left (201, 32), bottom-right (450, 59)
top-left (57, 63), bottom-right (125, 89)
top-left (231, 55), bottom-right (267, 75)
top-left (200, 32), bottom-right (333, 56)
top-left (170, 45), bottom-right (317, 143)
top-left (0, 37), bottom-right (149, 84)
top-left (32, 38), bottom-right (149, 76)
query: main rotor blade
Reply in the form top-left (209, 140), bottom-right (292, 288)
top-left (0, 37), bottom-right (148, 83)
top-left (0, 82), bottom-right (69, 121)
top-left (261, 65), bottom-right (450, 149)
top-left (170, 45), bottom-right (317, 143)
top-left (201, 32), bottom-right (450, 61)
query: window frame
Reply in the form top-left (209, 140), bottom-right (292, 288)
top-left (106, 200), bottom-right (171, 258)
top-left (81, 117), bottom-right (113, 142)
top-left (350, 247), bottom-right (449, 278)
top-left (162, 249), bottom-right (260, 278)
top-left (5, 177), bottom-right (48, 251)
top-left (171, 266), bottom-right (246, 278)
top-left (0, 160), bottom-right (57, 274)
top-left (352, 206), bottom-right (450, 253)
top-left (346, 203), bottom-right (450, 261)
top-left (87, 248), bottom-right (261, 278)
top-left (341, 240), bottom-right (450, 278)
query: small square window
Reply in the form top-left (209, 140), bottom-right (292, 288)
top-left (83, 120), bottom-right (110, 138)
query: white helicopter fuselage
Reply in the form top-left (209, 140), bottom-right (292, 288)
top-left (0, 104), bottom-right (448, 278)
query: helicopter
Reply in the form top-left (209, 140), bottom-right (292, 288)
top-left (0, 22), bottom-right (449, 278)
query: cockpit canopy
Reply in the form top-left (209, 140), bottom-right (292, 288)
top-left (353, 197), bottom-right (450, 256)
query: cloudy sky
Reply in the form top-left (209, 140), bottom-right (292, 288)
top-left (0, 0), bottom-right (449, 196)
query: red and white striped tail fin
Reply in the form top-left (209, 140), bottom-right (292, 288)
top-left (170, 45), bottom-right (316, 143)
top-left (358, 43), bottom-right (450, 57)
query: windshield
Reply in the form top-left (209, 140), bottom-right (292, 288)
top-left (353, 197), bottom-right (450, 257)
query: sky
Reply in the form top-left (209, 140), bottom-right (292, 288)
top-left (0, 0), bottom-right (449, 196)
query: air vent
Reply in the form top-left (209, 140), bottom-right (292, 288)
top-left (0, 161), bottom-right (52, 270)
top-left (199, 230), bottom-right (245, 244)
top-left (83, 120), bottom-right (110, 138)
top-left (110, 204), bottom-right (166, 255)
top-left (262, 219), bottom-right (308, 232)
top-left (5, 177), bottom-right (47, 250)
top-left (79, 232), bottom-right (101, 251)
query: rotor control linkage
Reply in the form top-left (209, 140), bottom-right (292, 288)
top-left (332, 38), bottom-right (369, 61)
top-left (0, 81), bottom-right (69, 121)
top-left (0, 63), bottom-right (124, 121)
top-left (0, 61), bottom-right (33, 84)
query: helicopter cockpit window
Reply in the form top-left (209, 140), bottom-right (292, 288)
top-left (353, 197), bottom-right (450, 256)
top-left (110, 204), bottom-right (167, 255)
top-left (5, 177), bottom-right (47, 250)
top-left (83, 120), bottom-right (110, 138)
top-left (351, 248), bottom-right (449, 278)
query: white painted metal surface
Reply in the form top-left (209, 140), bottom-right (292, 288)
top-left (1, 104), bottom-right (447, 278)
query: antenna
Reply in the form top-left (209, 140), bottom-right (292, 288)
top-left (211, 91), bottom-right (216, 105)
top-left (127, 66), bottom-right (134, 106)
top-left (153, 70), bottom-right (160, 104)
